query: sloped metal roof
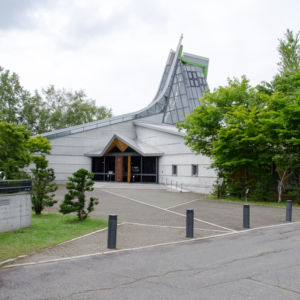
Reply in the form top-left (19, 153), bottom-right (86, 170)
top-left (133, 121), bottom-right (186, 136)
top-left (84, 134), bottom-right (164, 157)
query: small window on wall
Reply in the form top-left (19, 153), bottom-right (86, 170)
top-left (172, 165), bottom-right (177, 176)
top-left (192, 165), bottom-right (198, 176)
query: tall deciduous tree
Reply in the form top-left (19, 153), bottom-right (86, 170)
top-left (178, 76), bottom-right (274, 200)
top-left (0, 122), bottom-right (53, 179)
top-left (41, 85), bottom-right (113, 131)
top-left (0, 122), bottom-right (32, 179)
top-left (0, 66), bottom-right (113, 135)
top-left (277, 29), bottom-right (300, 75)
top-left (59, 169), bottom-right (99, 220)
top-left (266, 70), bottom-right (300, 202)
top-left (0, 66), bottom-right (23, 124)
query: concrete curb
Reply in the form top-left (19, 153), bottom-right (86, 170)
top-left (2, 220), bottom-right (300, 270)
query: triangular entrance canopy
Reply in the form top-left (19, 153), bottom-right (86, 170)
top-left (104, 137), bottom-right (129, 155)
top-left (84, 134), bottom-right (164, 157)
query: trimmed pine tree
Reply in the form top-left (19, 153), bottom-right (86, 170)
top-left (31, 156), bottom-right (58, 214)
top-left (59, 168), bottom-right (99, 220)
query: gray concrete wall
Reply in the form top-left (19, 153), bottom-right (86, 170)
top-left (46, 114), bottom-right (164, 183)
top-left (0, 193), bottom-right (32, 233)
top-left (135, 126), bottom-right (217, 194)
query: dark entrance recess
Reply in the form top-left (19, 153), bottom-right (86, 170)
top-left (91, 137), bottom-right (158, 183)
top-left (92, 155), bottom-right (158, 183)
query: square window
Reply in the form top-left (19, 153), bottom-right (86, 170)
top-left (173, 84), bottom-right (179, 96)
top-left (172, 165), bottom-right (177, 176)
top-left (175, 96), bottom-right (183, 109)
top-left (171, 110), bottom-right (179, 123)
top-left (191, 87), bottom-right (198, 98)
top-left (179, 82), bottom-right (186, 94)
top-left (181, 94), bottom-right (188, 106)
top-left (177, 108), bottom-right (185, 121)
top-left (163, 111), bottom-right (172, 124)
top-left (192, 165), bottom-right (198, 176)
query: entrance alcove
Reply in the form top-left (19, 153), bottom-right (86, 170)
top-left (85, 135), bottom-right (162, 183)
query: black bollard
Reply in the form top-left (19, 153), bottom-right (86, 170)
top-left (286, 200), bottom-right (292, 222)
top-left (186, 209), bottom-right (194, 238)
top-left (107, 214), bottom-right (117, 249)
top-left (243, 204), bottom-right (250, 229)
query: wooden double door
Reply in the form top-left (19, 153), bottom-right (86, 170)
top-left (116, 156), bottom-right (131, 183)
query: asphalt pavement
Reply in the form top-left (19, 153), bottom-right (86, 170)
top-left (1, 223), bottom-right (300, 299)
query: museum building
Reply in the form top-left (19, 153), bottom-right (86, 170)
top-left (40, 36), bottom-right (217, 193)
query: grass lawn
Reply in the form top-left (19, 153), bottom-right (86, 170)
top-left (204, 193), bottom-right (300, 208)
top-left (0, 213), bottom-right (108, 263)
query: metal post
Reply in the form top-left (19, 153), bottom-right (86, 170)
top-left (286, 200), bottom-right (292, 222)
top-left (186, 209), bottom-right (194, 238)
top-left (107, 214), bottom-right (117, 249)
top-left (181, 183), bottom-right (182, 193)
top-left (245, 189), bottom-right (249, 202)
top-left (243, 204), bottom-right (250, 229)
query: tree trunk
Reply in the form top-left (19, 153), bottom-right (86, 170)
top-left (278, 181), bottom-right (283, 204)
top-left (79, 208), bottom-right (83, 220)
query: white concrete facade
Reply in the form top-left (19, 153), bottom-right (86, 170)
top-left (43, 114), bottom-right (217, 193)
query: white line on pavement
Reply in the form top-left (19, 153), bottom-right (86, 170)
top-left (100, 189), bottom-right (236, 232)
top-left (165, 198), bottom-right (202, 210)
top-left (122, 222), bottom-right (229, 232)
top-left (2, 231), bottom-right (237, 269)
top-left (3, 221), bottom-right (300, 269)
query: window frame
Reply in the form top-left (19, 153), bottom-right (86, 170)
top-left (172, 165), bottom-right (177, 176)
top-left (191, 164), bottom-right (198, 177)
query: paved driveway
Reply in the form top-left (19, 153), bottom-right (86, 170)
top-left (1, 223), bottom-right (300, 299)
top-left (4, 183), bottom-right (300, 267)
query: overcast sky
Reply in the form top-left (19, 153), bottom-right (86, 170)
top-left (0, 0), bottom-right (300, 116)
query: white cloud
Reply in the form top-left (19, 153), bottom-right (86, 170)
top-left (0, 0), bottom-right (299, 116)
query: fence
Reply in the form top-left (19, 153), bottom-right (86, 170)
top-left (0, 180), bottom-right (32, 194)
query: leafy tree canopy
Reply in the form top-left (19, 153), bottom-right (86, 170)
top-left (0, 122), bottom-right (52, 179)
top-left (178, 69), bottom-right (300, 202)
top-left (0, 66), bottom-right (113, 135)
top-left (277, 29), bottom-right (300, 75)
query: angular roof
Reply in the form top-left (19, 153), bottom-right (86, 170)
top-left (133, 121), bottom-right (186, 136)
top-left (84, 134), bottom-right (164, 157)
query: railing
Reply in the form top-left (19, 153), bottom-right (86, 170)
top-left (0, 179), bottom-right (32, 194)
top-left (160, 177), bottom-right (183, 193)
